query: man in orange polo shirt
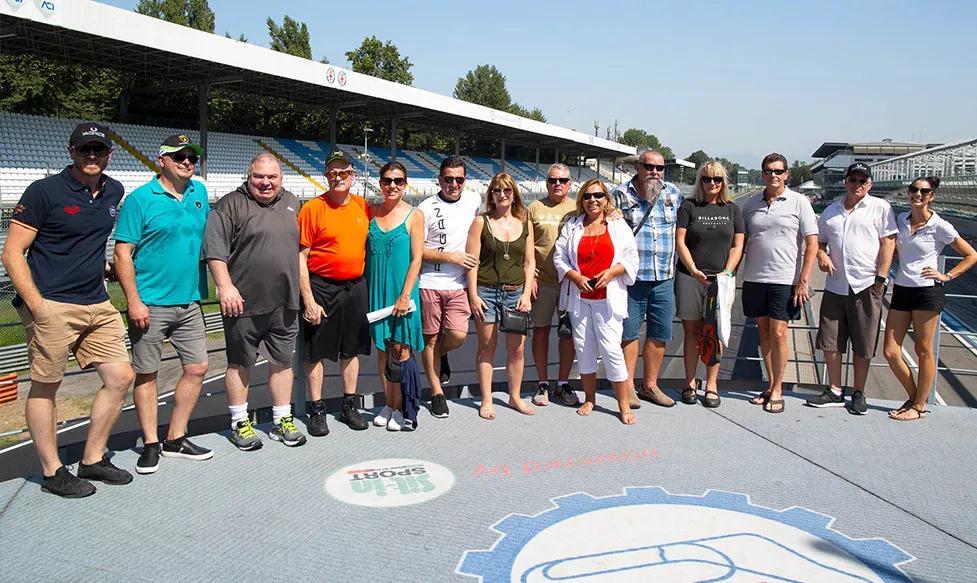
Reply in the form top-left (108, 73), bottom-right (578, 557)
top-left (298, 151), bottom-right (371, 433)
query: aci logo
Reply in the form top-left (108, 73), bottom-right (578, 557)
top-left (324, 458), bottom-right (454, 508)
top-left (35, 0), bottom-right (55, 16)
top-left (5, 0), bottom-right (24, 10)
top-left (458, 488), bottom-right (913, 582)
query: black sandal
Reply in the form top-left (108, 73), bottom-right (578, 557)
top-left (890, 400), bottom-right (913, 416)
top-left (750, 391), bottom-right (771, 406)
top-left (703, 390), bottom-right (721, 408)
top-left (681, 387), bottom-right (697, 405)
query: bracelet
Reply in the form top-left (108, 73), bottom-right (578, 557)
top-left (722, 269), bottom-right (733, 277)
top-left (946, 272), bottom-right (955, 281)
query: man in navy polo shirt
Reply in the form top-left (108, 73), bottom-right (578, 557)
top-left (114, 135), bottom-right (212, 475)
top-left (1, 122), bottom-right (135, 498)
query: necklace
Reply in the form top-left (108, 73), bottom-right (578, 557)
top-left (583, 218), bottom-right (604, 260)
top-left (488, 217), bottom-right (512, 260)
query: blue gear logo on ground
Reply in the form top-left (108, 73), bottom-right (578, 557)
top-left (457, 487), bottom-right (913, 582)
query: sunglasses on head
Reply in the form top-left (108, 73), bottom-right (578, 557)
top-left (847, 176), bottom-right (869, 185)
top-left (326, 169), bottom-right (353, 180)
top-left (167, 152), bottom-right (198, 164)
top-left (762, 168), bottom-right (787, 176)
top-left (701, 176), bottom-right (724, 184)
top-left (547, 177), bottom-right (571, 184)
top-left (491, 187), bottom-right (514, 196)
top-left (75, 145), bottom-right (109, 157)
top-left (640, 163), bottom-right (665, 172)
top-left (908, 186), bottom-right (933, 195)
top-left (380, 176), bottom-right (406, 186)
top-left (441, 176), bottom-right (466, 185)
top-left (582, 191), bottom-right (606, 200)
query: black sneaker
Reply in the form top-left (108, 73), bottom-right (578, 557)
top-left (440, 354), bottom-right (451, 385)
top-left (136, 443), bottom-right (161, 475)
top-left (41, 466), bottom-right (96, 498)
top-left (77, 457), bottom-right (133, 485)
top-left (806, 388), bottom-right (845, 408)
top-left (161, 436), bottom-right (214, 461)
top-left (430, 393), bottom-right (450, 418)
top-left (850, 391), bottom-right (868, 415)
top-left (307, 399), bottom-right (330, 436)
top-left (340, 395), bottom-right (369, 431)
top-left (553, 383), bottom-right (580, 406)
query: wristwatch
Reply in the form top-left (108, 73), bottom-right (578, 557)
top-left (874, 275), bottom-right (887, 286)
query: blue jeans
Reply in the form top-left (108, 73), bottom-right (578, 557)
top-left (476, 285), bottom-right (523, 324)
top-left (623, 279), bottom-right (675, 342)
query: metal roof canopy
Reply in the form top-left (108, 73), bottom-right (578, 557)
top-left (0, 0), bottom-right (634, 162)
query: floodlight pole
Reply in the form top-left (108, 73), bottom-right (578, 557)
top-left (363, 127), bottom-right (373, 193)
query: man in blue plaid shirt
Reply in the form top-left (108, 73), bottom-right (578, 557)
top-left (610, 150), bottom-right (683, 408)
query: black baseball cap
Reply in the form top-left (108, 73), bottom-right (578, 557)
top-left (845, 162), bottom-right (872, 179)
top-left (325, 151), bottom-right (354, 168)
top-left (159, 134), bottom-right (204, 156)
top-left (69, 122), bottom-right (112, 148)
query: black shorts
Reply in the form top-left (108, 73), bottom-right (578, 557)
top-left (303, 274), bottom-right (371, 363)
top-left (741, 281), bottom-right (801, 321)
top-left (890, 284), bottom-right (946, 313)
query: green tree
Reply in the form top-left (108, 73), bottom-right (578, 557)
top-left (345, 36), bottom-right (414, 85)
top-left (787, 160), bottom-right (814, 187)
top-left (225, 31), bottom-right (248, 42)
top-left (454, 64), bottom-right (511, 111)
top-left (620, 128), bottom-right (662, 150)
top-left (135, 0), bottom-right (215, 33)
top-left (267, 15), bottom-right (313, 60)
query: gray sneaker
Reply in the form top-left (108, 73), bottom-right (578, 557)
top-left (231, 419), bottom-right (263, 451)
top-left (270, 416), bottom-right (307, 447)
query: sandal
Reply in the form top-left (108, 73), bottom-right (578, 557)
top-left (889, 400), bottom-right (913, 416)
top-left (763, 398), bottom-right (785, 414)
top-left (750, 391), bottom-right (771, 406)
top-left (703, 390), bottom-right (721, 409)
top-left (681, 387), bottom-right (697, 405)
top-left (891, 406), bottom-right (927, 421)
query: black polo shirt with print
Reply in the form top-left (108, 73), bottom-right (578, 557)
top-left (10, 166), bottom-right (124, 306)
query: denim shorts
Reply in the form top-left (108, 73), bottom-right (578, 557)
top-left (623, 279), bottom-right (675, 342)
top-left (476, 285), bottom-right (523, 324)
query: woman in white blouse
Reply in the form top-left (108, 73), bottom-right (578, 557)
top-left (882, 176), bottom-right (977, 420)
top-left (553, 179), bottom-right (639, 424)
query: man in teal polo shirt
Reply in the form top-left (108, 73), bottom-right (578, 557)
top-left (114, 134), bottom-right (211, 475)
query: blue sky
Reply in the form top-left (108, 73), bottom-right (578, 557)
top-left (96, 0), bottom-right (977, 168)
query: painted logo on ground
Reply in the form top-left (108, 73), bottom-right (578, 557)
top-left (458, 488), bottom-right (912, 582)
top-left (324, 458), bottom-right (454, 508)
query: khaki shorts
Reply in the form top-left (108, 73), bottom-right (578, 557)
top-left (816, 285), bottom-right (885, 360)
top-left (18, 299), bottom-right (130, 383)
top-left (531, 282), bottom-right (561, 328)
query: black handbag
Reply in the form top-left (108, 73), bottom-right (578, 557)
top-left (557, 283), bottom-right (572, 339)
top-left (486, 214), bottom-right (530, 336)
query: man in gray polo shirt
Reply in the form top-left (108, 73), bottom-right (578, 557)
top-left (204, 153), bottom-right (306, 450)
top-left (739, 153), bottom-right (819, 413)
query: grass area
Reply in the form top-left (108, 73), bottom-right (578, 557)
top-left (0, 396), bottom-right (95, 448)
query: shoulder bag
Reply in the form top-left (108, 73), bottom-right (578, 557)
top-left (486, 215), bottom-right (531, 336)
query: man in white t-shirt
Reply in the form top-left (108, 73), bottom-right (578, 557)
top-left (807, 162), bottom-right (897, 415)
top-left (417, 157), bottom-right (481, 418)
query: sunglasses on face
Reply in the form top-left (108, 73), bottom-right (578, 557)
top-left (701, 176), bottom-right (724, 184)
top-left (491, 187), bottom-right (514, 196)
top-left (75, 145), bottom-right (109, 158)
top-left (380, 177), bottom-right (406, 186)
top-left (547, 177), bottom-right (571, 184)
top-left (640, 163), bottom-right (665, 172)
top-left (908, 186), bottom-right (932, 195)
top-left (582, 191), bottom-right (606, 200)
top-left (167, 152), bottom-right (198, 165)
top-left (762, 168), bottom-right (787, 176)
top-left (847, 176), bottom-right (869, 185)
top-left (441, 176), bottom-right (466, 185)
top-left (326, 170), bottom-right (353, 180)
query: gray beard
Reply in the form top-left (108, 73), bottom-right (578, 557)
top-left (641, 177), bottom-right (663, 200)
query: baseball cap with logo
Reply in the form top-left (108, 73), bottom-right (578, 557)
top-left (159, 134), bottom-right (204, 157)
top-left (325, 151), bottom-right (354, 168)
top-left (845, 162), bottom-right (872, 180)
top-left (69, 122), bottom-right (112, 149)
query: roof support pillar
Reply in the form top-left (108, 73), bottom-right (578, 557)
top-left (454, 133), bottom-right (460, 156)
top-left (391, 117), bottom-right (398, 162)
top-left (198, 83), bottom-right (210, 180)
top-left (596, 157), bottom-right (601, 180)
top-left (535, 147), bottom-right (540, 181)
top-left (329, 110), bottom-right (338, 153)
top-left (500, 137), bottom-right (506, 173)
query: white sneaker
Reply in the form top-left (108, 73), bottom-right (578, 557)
top-left (373, 406), bottom-right (393, 427)
top-left (387, 410), bottom-right (405, 432)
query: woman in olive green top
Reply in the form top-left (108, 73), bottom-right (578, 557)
top-left (466, 172), bottom-right (536, 420)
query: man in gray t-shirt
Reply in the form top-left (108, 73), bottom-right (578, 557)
top-left (738, 153), bottom-right (819, 413)
top-left (204, 153), bottom-right (306, 451)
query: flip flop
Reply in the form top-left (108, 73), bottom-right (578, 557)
top-left (750, 391), bottom-right (771, 406)
top-left (763, 398), bottom-right (785, 414)
top-left (889, 400), bottom-right (913, 416)
top-left (891, 406), bottom-right (927, 421)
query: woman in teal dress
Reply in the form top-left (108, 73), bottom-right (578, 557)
top-left (367, 161), bottom-right (425, 431)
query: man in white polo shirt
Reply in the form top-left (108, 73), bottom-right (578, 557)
top-left (807, 162), bottom-right (897, 414)
top-left (417, 157), bottom-right (481, 419)
top-left (739, 153), bottom-right (819, 414)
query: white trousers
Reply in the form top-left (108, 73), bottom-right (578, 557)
top-left (570, 299), bottom-right (628, 382)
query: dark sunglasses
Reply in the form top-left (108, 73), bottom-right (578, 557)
top-left (326, 170), bottom-right (353, 180)
top-left (701, 176), bottom-right (724, 184)
top-left (442, 176), bottom-right (466, 184)
top-left (491, 187), bottom-right (514, 195)
top-left (762, 168), bottom-right (787, 176)
top-left (75, 145), bottom-right (110, 157)
top-left (582, 191), bottom-right (606, 200)
top-left (908, 186), bottom-right (933, 195)
top-left (640, 163), bottom-right (665, 172)
top-left (547, 177), bottom-right (571, 184)
top-left (847, 176), bottom-right (869, 185)
top-left (167, 152), bottom-right (199, 164)
top-left (380, 177), bottom-right (406, 186)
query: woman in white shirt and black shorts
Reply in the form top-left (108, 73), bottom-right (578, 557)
top-left (882, 176), bottom-right (977, 420)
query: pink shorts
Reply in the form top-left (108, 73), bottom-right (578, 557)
top-left (420, 289), bottom-right (471, 336)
